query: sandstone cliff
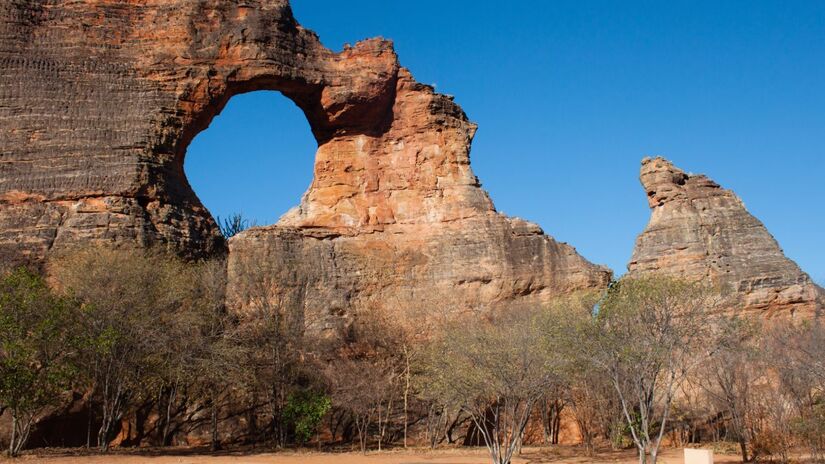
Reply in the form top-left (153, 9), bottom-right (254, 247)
top-left (0, 0), bottom-right (398, 262)
top-left (0, 1), bottom-right (611, 329)
top-left (628, 157), bottom-right (823, 317)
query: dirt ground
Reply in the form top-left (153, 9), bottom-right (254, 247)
top-left (3, 446), bottom-right (743, 464)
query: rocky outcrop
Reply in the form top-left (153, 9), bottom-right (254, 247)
top-left (628, 157), bottom-right (823, 317)
top-left (0, 1), bottom-right (610, 329)
top-left (219, 38), bottom-right (612, 332)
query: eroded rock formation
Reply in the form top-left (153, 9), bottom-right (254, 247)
top-left (628, 157), bottom-right (823, 317)
top-left (0, 1), bottom-right (611, 332)
top-left (0, 0), bottom-right (401, 263)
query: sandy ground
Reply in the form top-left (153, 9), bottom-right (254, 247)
top-left (3, 446), bottom-right (743, 464)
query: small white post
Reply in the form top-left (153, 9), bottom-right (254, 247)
top-left (684, 448), bottom-right (714, 464)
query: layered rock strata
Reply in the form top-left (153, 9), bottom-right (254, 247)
top-left (628, 157), bottom-right (823, 317)
top-left (0, 1), bottom-right (611, 332)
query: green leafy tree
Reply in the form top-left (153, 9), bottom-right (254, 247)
top-left (0, 268), bottom-right (77, 457)
top-left (283, 390), bottom-right (331, 446)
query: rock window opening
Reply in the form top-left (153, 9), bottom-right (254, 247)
top-left (184, 91), bottom-right (316, 236)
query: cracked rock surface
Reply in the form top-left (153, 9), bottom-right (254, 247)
top-left (629, 157), bottom-right (823, 318)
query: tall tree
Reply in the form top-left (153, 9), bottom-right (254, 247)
top-left (547, 292), bottom-right (618, 455)
top-left (590, 276), bottom-right (719, 464)
top-left (49, 247), bottom-right (199, 451)
top-left (417, 310), bottom-right (561, 464)
top-left (186, 259), bottom-right (243, 451)
top-left (0, 268), bottom-right (77, 457)
top-left (232, 258), bottom-right (306, 447)
top-left (695, 317), bottom-right (762, 462)
top-left (766, 319), bottom-right (825, 462)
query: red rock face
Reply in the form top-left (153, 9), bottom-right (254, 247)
top-left (629, 157), bottom-right (823, 318)
top-left (0, 1), bottom-right (611, 332)
top-left (0, 0), bottom-right (401, 262)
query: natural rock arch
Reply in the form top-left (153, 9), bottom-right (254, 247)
top-left (182, 89), bottom-right (318, 228)
top-left (0, 1), bottom-right (610, 331)
top-left (0, 1), bottom-right (402, 261)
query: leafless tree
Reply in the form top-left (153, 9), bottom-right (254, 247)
top-left (764, 319), bottom-right (825, 463)
top-left (547, 292), bottom-right (621, 455)
top-left (322, 307), bottom-right (406, 453)
top-left (326, 356), bottom-right (398, 453)
top-left (538, 393), bottom-right (565, 446)
top-left (567, 369), bottom-right (619, 455)
top-left (693, 316), bottom-right (762, 462)
top-left (236, 300), bottom-right (305, 446)
top-left (229, 255), bottom-right (327, 448)
top-left (184, 259), bottom-right (245, 451)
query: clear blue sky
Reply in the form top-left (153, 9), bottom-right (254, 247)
top-left (185, 0), bottom-right (825, 281)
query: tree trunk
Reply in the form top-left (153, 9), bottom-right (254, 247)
top-left (86, 398), bottom-right (93, 449)
top-left (355, 415), bottom-right (369, 454)
top-left (163, 384), bottom-right (177, 446)
top-left (99, 422), bottom-right (111, 452)
top-left (552, 404), bottom-right (562, 444)
top-left (98, 389), bottom-right (125, 452)
top-left (378, 397), bottom-right (394, 452)
top-left (739, 438), bottom-right (749, 463)
top-left (540, 400), bottom-right (549, 445)
top-left (403, 346), bottom-right (410, 449)
top-left (98, 407), bottom-right (110, 451)
top-left (377, 403), bottom-right (383, 451)
top-left (210, 399), bottom-right (220, 452)
top-left (9, 414), bottom-right (17, 457)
